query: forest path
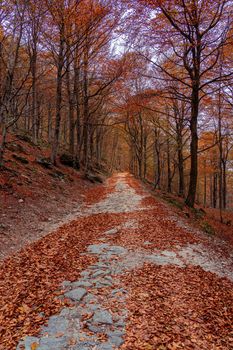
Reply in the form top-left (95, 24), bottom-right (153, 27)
top-left (17, 173), bottom-right (233, 350)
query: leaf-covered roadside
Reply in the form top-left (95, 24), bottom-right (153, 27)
top-left (84, 176), bottom-right (117, 205)
top-left (1, 172), bottom-right (233, 350)
top-left (112, 176), bottom-right (233, 350)
top-left (0, 212), bottom-right (122, 350)
top-left (121, 264), bottom-right (233, 350)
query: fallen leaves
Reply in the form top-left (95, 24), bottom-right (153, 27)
top-left (84, 175), bottom-right (117, 205)
top-left (1, 173), bottom-right (233, 350)
top-left (121, 264), bottom-right (233, 350)
top-left (0, 210), bottom-right (123, 350)
top-left (18, 303), bottom-right (31, 315)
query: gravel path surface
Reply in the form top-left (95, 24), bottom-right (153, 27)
top-left (17, 173), bottom-right (233, 350)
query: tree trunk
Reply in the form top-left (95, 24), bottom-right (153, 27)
top-left (203, 160), bottom-right (207, 207)
top-left (31, 48), bottom-right (38, 143)
top-left (143, 134), bottom-right (147, 180)
top-left (154, 128), bottom-right (161, 189)
top-left (74, 52), bottom-right (81, 164)
top-left (51, 29), bottom-right (65, 165)
top-left (218, 99), bottom-right (223, 222)
top-left (178, 146), bottom-right (184, 197)
top-left (210, 173), bottom-right (213, 207)
top-left (222, 160), bottom-right (227, 209)
top-left (167, 135), bottom-right (172, 193)
top-left (83, 40), bottom-right (90, 171)
top-left (185, 87), bottom-right (199, 207)
top-left (213, 173), bottom-right (218, 208)
top-left (0, 122), bottom-right (7, 166)
top-left (47, 103), bottom-right (52, 143)
top-left (66, 45), bottom-right (75, 156)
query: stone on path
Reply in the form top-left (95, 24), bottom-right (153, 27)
top-left (65, 287), bottom-right (87, 301)
top-left (90, 262), bottom-right (109, 269)
top-left (88, 244), bottom-right (109, 255)
top-left (42, 315), bottom-right (69, 335)
top-left (109, 335), bottom-right (124, 347)
top-left (108, 246), bottom-right (127, 255)
top-left (37, 336), bottom-right (67, 350)
top-left (72, 280), bottom-right (92, 288)
top-left (92, 269), bottom-right (110, 278)
top-left (61, 280), bottom-right (72, 288)
top-left (92, 310), bottom-right (113, 325)
top-left (104, 228), bottom-right (118, 236)
top-left (99, 344), bottom-right (113, 350)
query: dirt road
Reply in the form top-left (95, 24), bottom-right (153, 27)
top-left (4, 173), bottom-right (233, 349)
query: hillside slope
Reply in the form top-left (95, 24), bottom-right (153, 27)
top-left (0, 133), bottom-right (104, 260)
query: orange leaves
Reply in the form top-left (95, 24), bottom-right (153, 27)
top-left (122, 263), bottom-right (233, 350)
top-left (0, 180), bottom-right (125, 350)
top-left (0, 176), bottom-right (115, 349)
top-left (18, 303), bottom-right (31, 315)
top-left (84, 176), bottom-right (117, 205)
top-left (30, 342), bottom-right (39, 350)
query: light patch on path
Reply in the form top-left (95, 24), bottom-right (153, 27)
top-left (17, 173), bottom-right (233, 350)
top-left (82, 174), bottom-right (149, 215)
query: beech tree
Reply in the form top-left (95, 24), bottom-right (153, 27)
top-left (1, 0), bottom-right (233, 213)
top-left (0, 0), bottom-right (31, 165)
top-left (128, 0), bottom-right (233, 206)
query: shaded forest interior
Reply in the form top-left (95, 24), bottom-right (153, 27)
top-left (1, 0), bottom-right (233, 216)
